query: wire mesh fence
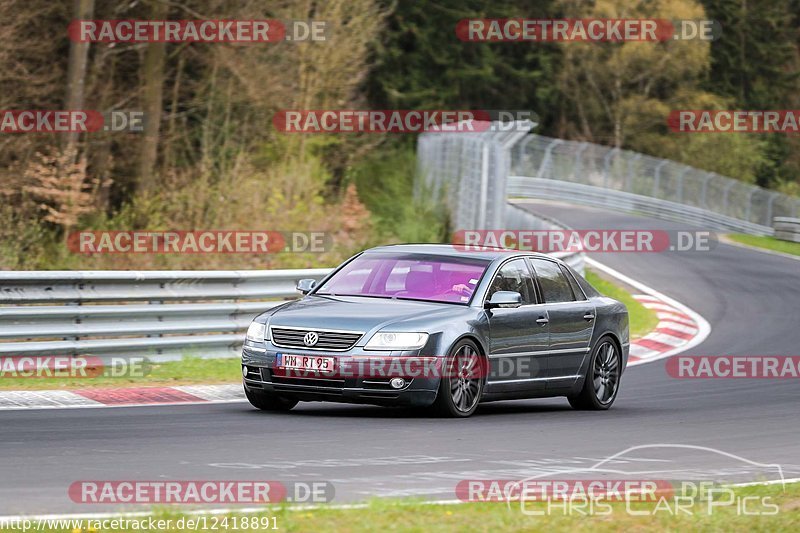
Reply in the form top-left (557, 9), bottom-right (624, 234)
top-left (511, 134), bottom-right (800, 233)
top-left (418, 125), bottom-right (798, 236)
top-left (416, 123), bottom-right (534, 230)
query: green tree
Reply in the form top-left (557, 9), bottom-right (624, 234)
top-left (701, 0), bottom-right (800, 187)
top-left (366, 0), bottom-right (561, 131)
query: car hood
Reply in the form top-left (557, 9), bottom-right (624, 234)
top-left (265, 295), bottom-right (466, 336)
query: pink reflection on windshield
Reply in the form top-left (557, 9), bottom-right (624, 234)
top-left (316, 255), bottom-right (489, 304)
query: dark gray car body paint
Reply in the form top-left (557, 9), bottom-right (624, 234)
top-left (242, 245), bottom-right (629, 407)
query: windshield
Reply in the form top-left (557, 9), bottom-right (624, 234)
top-left (315, 252), bottom-right (491, 304)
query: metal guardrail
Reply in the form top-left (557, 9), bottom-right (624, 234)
top-left (0, 269), bottom-right (331, 359)
top-left (512, 134), bottom-right (800, 235)
top-left (509, 177), bottom-right (773, 235)
top-left (773, 217), bottom-right (800, 243)
top-left (0, 250), bottom-right (581, 360)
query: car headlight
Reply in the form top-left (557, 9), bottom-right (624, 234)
top-left (246, 322), bottom-right (266, 343)
top-left (365, 331), bottom-right (429, 350)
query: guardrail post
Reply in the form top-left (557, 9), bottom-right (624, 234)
top-left (602, 148), bottom-right (620, 188)
top-left (536, 138), bottom-right (563, 180)
top-left (574, 142), bottom-right (589, 182)
top-left (676, 167), bottom-right (689, 204)
top-left (653, 160), bottom-right (668, 198)
top-left (744, 188), bottom-right (757, 223)
top-left (722, 180), bottom-right (735, 215)
top-left (700, 173), bottom-right (712, 208)
top-left (513, 134), bottom-right (536, 174)
top-left (625, 153), bottom-right (640, 191)
top-left (766, 192), bottom-right (779, 227)
top-left (478, 142), bottom-right (490, 228)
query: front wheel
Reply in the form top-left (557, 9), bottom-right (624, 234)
top-left (245, 387), bottom-right (298, 412)
top-left (568, 336), bottom-right (621, 410)
top-left (431, 339), bottom-right (485, 418)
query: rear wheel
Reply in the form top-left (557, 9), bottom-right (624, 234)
top-left (568, 336), bottom-right (620, 410)
top-left (432, 339), bottom-right (485, 418)
top-left (245, 387), bottom-right (298, 412)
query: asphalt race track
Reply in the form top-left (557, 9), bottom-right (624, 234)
top-left (1, 202), bottom-right (799, 515)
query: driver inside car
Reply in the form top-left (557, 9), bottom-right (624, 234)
top-left (402, 268), bottom-right (476, 299)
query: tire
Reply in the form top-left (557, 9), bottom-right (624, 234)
top-left (245, 387), bottom-right (298, 412)
top-left (431, 339), bottom-right (485, 418)
top-left (568, 336), bottom-right (621, 411)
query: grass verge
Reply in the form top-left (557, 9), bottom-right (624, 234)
top-left (585, 270), bottom-right (659, 339)
top-left (728, 233), bottom-right (800, 257)
top-left (3, 483), bottom-right (797, 532)
top-left (0, 356), bottom-right (241, 391)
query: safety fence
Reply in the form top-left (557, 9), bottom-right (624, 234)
top-left (0, 269), bottom-right (329, 360)
top-left (0, 248), bottom-right (582, 360)
top-left (418, 127), bottom-right (799, 237)
top-left (511, 135), bottom-right (799, 235)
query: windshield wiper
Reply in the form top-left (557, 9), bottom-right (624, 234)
top-left (392, 296), bottom-right (464, 305)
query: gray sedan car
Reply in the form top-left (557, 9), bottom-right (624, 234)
top-left (242, 244), bottom-right (629, 417)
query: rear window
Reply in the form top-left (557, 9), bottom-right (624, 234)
top-left (561, 264), bottom-right (587, 301)
top-left (529, 258), bottom-right (575, 303)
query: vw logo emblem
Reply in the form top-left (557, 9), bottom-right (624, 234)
top-left (303, 331), bottom-right (319, 347)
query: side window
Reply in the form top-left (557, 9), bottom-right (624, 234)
top-left (486, 259), bottom-right (536, 304)
top-left (529, 259), bottom-right (575, 303)
top-left (560, 264), bottom-right (587, 301)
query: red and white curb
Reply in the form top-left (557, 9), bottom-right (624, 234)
top-left (0, 258), bottom-right (710, 411)
top-left (0, 384), bottom-right (244, 411)
top-left (586, 257), bottom-right (710, 368)
top-left (628, 295), bottom-right (700, 366)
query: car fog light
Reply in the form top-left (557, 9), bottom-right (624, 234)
top-left (242, 366), bottom-right (249, 377)
top-left (390, 377), bottom-right (406, 389)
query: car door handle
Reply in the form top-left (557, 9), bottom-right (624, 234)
top-left (583, 313), bottom-right (595, 321)
top-left (536, 317), bottom-right (549, 325)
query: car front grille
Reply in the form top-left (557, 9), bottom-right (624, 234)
top-left (270, 327), bottom-right (362, 351)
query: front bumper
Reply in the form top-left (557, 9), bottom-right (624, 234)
top-left (241, 342), bottom-right (439, 407)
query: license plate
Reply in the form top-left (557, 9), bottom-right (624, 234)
top-left (276, 353), bottom-right (334, 372)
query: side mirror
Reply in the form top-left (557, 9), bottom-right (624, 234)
top-left (485, 291), bottom-right (523, 309)
top-left (296, 278), bottom-right (317, 295)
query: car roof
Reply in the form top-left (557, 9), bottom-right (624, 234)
top-left (363, 243), bottom-right (555, 262)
